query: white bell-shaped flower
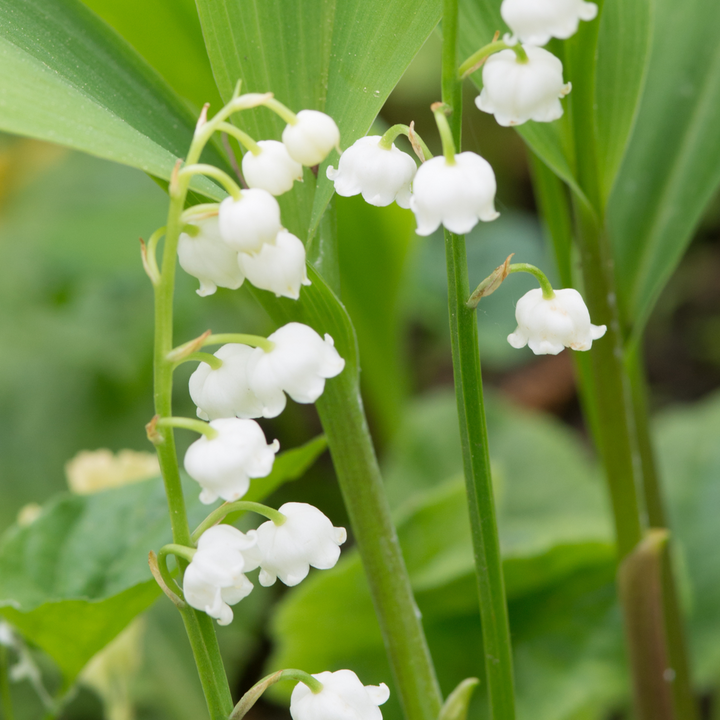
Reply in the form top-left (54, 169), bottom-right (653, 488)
top-left (255, 502), bottom-right (347, 587)
top-left (508, 287), bottom-right (607, 355)
top-left (410, 153), bottom-right (499, 236)
top-left (183, 525), bottom-right (257, 625)
top-left (218, 189), bottom-right (282, 254)
top-left (501, 0), bottom-right (598, 46)
top-left (290, 670), bottom-right (390, 720)
top-left (189, 344), bottom-right (264, 421)
top-left (282, 110), bottom-right (340, 167)
top-left (183, 418), bottom-right (279, 504)
top-left (177, 217), bottom-right (244, 297)
top-left (326, 135), bottom-right (417, 208)
top-left (476, 45), bottom-right (571, 127)
top-left (246, 322), bottom-right (345, 418)
top-left (242, 140), bottom-right (303, 196)
top-left (238, 230), bottom-right (311, 300)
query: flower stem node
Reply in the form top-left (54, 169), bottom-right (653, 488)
top-left (178, 217), bottom-right (245, 296)
top-left (183, 525), bottom-right (258, 625)
top-left (238, 230), bottom-right (311, 300)
top-left (189, 344), bottom-right (264, 421)
top-left (242, 140), bottom-right (303, 196)
top-left (290, 670), bottom-right (390, 720)
top-left (246, 323), bottom-right (346, 418)
top-left (255, 503), bottom-right (346, 587)
top-left (282, 110), bottom-right (340, 167)
top-left (183, 418), bottom-right (279, 504)
top-left (410, 153), bottom-right (499, 236)
top-left (326, 136), bottom-right (417, 209)
top-left (500, 0), bottom-right (598, 46)
top-left (476, 45), bottom-right (571, 127)
top-left (218, 189), bottom-right (282, 254)
top-left (507, 287), bottom-right (607, 355)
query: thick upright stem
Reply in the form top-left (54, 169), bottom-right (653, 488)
top-left (442, 0), bottom-right (516, 717)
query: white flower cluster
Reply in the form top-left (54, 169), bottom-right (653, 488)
top-left (183, 506), bottom-right (346, 624)
top-left (477, 0), bottom-right (597, 126)
top-left (179, 111), bottom-right (339, 299)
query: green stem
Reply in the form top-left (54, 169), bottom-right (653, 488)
top-left (192, 501), bottom-right (286, 543)
top-left (152, 137), bottom-right (234, 718)
top-left (179, 164), bottom-right (241, 200)
top-left (176, 352), bottom-right (224, 371)
top-left (203, 333), bottom-right (274, 353)
top-left (1, 645), bottom-right (14, 720)
top-left (432, 105), bottom-right (457, 164)
top-left (216, 122), bottom-right (262, 155)
top-left (161, 543), bottom-right (197, 564)
top-left (458, 40), bottom-right (511, 78)
top-left (442, 1), bottom-right (516, 718)
top-left (506, 263), bottom-right (555, 298)
top-left (156, 416), bottom-right (218, 440)
top-left (229, 670), bottom-right (322, 720)
top-left (181, 204), bottom-right (220, 223)
top-left (316, 370), bottom-right (443, 720)
top-left (261, 97), bottom-right (298, 125)
top-left (379, 124), bottom-right (433, 160)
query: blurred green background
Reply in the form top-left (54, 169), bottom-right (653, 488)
top-left (2, 21), bottom-right (720, 720)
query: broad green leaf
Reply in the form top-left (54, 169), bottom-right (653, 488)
top-left (608, 0), bottom-right (720, 335)
top-left (194, 0), bottom-right (442, 246)
top-left (0, 440), bottom-right (325, 681)
top-left (0, 0), bottom-right (226, 199)
top-left (80, 0), bottom-right (222, 111)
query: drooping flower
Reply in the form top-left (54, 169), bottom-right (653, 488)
top-left (183, 418), bottom-right (279, 504)
top-left (183, 525), bottom-right (257, 625)
top-left (501, 0), bottom-right (598, 46)
top-left (218, 189), bottom-right (282, 254)
top-left (177, 217), bottom-right (244, 296)
top-left (326, 135), bottom-right (416, 208)
top-left (476, 45), bottom-right (571, 127)
top-left (189, 344), bottom-right (264, 421)
top-left (242, 140), bottom-right (303, 196)
top-left (507, 287), bottom-right (607, 355)
top-left (282, 110), bottom-right (340, 167)
top-left (290, 670), bottom-right (390, 720)
top-left (255, 502), bottom-right (347, 586)
top-left (245, 322), bottom-right (345, 418)
top-left (410, 153), bottom-right (499, 236)
top-left (238, 230), bottom-right (311, 300)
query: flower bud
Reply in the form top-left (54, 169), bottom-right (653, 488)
top-left (242, 140), bottom-right (303, 196)
top-left (507, 287), bottom-right (607, 355)
top-left (290, 670), bottom-right (390, 720)
top-left (410, 153), bottom-right (499, 236)
top-left (177, 217), bottom-right (244, 296)
top-left (189, 344), bottom-right (264, 421)
top-left (218, 189), bottom-right (282, 254)
top-left (183, 525), bottom-right (257, 625)
top-left (246, 322), bottom-right (345, 418)
top-left (255, 502), bottom-right (347, 586)
top-left (501, 0), bottom-right (598, 46)
top-left (326, 135), bottom-right (416, 208)
top-left (476, 45), bottom-right (571, 127)
top-left (238, 230), bottom-right (311, 300)
top-left (282, 110), bottom-right (340, 167)
top-left (183, 418), bottom-right (279, 504)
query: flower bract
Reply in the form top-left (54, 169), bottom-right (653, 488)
top-left (183, 418), bottom-right (279, 504)
top-left (282, 110), bottom-right (340, 167)
top-left (246, 322), bottom-right (345, 417)
top-left (255, 502), bottom-right (347, 586)
top-left (183, 525), bottom-right (257, 625)
top-left (177, 217), bottom-right (244, 297)
top-left (326, 135), bottom-right (416, 208)
top-left (507, 287), bottom-right (607, 355)
top-left (290, 669), bottom-right (390, 720)
top-left (242, 140), bottom-right (303, 196)
top-left (501, 0), bottom-right (598, 46)
top-left (189, 344), bottom-right (264, 421)
top-left (476, 45), bottom-right (571, 127)
top-left (238, 229), bottom-right (311, 300)
top-left (218, 189), bottom-right (282, 254)
top-left (410, 153), bottom-right (499, 236)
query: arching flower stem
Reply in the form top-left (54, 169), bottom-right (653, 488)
top-left (506, 263), bottom-right (555, 298)
top-left (202, 333), bottom-right (275, 353)
top-left (431, 104), bottom-right (457, 165)
top-left (179, 164), bottom-right (242, 201)
top-left (378, 123), bottom-right (433, 160)
top-left (229, 670), bottom-right (323, 720)
top-left (155, 416), bottom-right (219, 440)
top-left (174, 352), bottom-right (224, 371)
top-left (191, 501), bottom-right (287, 544)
